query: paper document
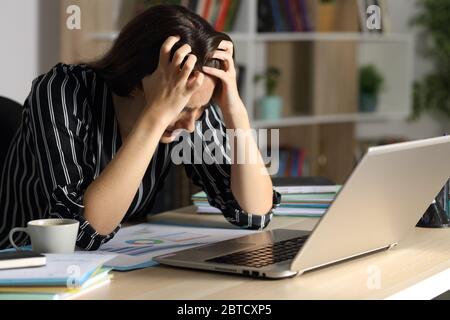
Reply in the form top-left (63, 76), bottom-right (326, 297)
top-left (0, 253), bottom-right (116, 287)
top-left (98, 223), bottom-right (257, 271)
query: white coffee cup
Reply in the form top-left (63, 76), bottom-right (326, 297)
top-left (9, 219), bottom-right (79, 253)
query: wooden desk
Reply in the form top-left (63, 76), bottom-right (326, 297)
top-left (79, 206), bottom-right (450, 300)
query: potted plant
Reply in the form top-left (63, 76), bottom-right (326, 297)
top-left (359, 64), bottom-right (384, 113)
top-left (254, 67), bottom-right (282, 120)
top-left (410, 0), bottom-right (450, 120)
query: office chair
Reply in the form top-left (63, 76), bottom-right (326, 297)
top-left (0, 96), bottom-right (22, 166)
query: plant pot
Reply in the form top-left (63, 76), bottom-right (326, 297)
top-left (258, 96), bottom-right (283, 120)
top-left (359, 93), bottom-right (378, 113)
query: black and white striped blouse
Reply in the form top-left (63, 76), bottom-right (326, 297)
top-left (0, 63), bottom-right (279, 251)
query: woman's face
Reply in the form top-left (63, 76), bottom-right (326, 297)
top-left (160, 74), bottom-right (216, 144)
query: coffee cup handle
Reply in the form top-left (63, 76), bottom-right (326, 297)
top-left (9, 227), bottom-right (29, 251)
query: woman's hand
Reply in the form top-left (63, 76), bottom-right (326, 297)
top-left (202, 40), bottom-right (245, 115)
top-left (142, 36), bottom-right (204, 125)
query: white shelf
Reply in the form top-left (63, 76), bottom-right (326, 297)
top-left (252, 111), bottom-right (410, 128)
top-left (254, 32), bottom-right (413, 43)
top-left (226, 32), bottom-right (250, 41)
top-left (89, 31), bottom-right (119, 41)
top-left (89, 31), bottom-right (412, 44)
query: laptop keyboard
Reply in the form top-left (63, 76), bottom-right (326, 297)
top-left (206, 235), bottom-right (309, 268)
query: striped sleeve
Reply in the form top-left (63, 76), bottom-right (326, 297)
top-left (183, 105), bottom-right (281, 230)
top-left (28, 64), bottom-right (119, 250)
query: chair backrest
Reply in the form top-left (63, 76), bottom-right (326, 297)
top-left (0, 96), bottom-right (22, 166)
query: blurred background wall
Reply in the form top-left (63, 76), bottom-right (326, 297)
top-left (0, 0), bottom-right (60, 104)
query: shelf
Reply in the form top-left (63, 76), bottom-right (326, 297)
top-left (254, 32), bottom-right (413, 43)
top-left (88, 31), bottom-right (413, 43)
top-left (226, 32), bottom-right (251, 41)
top-left (90, 31), bottom-right (250, 42)
top-left (252, 111), bottom-right (410, 128)
top-left (89, 31), bottom-right (119, 41)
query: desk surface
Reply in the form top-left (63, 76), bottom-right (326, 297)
top-left (79, 207), bottom-right (450, 300)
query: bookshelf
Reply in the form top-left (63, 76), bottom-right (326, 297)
top-left (60, 0), bottom-right (414, 184)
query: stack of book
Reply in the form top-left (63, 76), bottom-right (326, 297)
top-left (258, 0), bottom-right (392, 33)
top-left (258, 0), bottom-right (314, 32)
top-left (132, 0), bottom-right (241, 32)
top-left (274, 147), bottom-right (309, 178)
top-left (0, 253), bottom-right (114, 300)
top-left (192, 183), bottom-right (341, 217)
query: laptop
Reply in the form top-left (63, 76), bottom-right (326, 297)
top-left (155, 136), bottom-right (450, 279)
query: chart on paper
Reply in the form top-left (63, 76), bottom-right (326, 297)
top-left (101, 232), bottom-right (211, 256)
top-left (99, 223), bottom-right (255, 270)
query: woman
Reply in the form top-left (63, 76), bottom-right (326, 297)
top-left (0, 5), bottom-right (279, 250)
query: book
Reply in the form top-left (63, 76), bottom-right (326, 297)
top-left (290, 149), bottom-right (299, 177)
top-left (223, 0), bottom-right (240, 32)
top-left (215, 0), bottom-right (232, 32)
top-left (195, 0), bottom-right (206, 16)
top-left (316, 0), bottom-right (337, 32)
top-left (379, 0), bottom-right (391, 33)
top-left (291, 0), bottom-right (304, 32)
top-left (274, 185), bottom-right (341, 194)
top-left (297, 149), bottom-right (305, 177)
top-left (188, 0), bottom-right (199, 11)
top-left (277, 0), bottom-right (290, 31)
top-left (191, 175), bottom-right (341, 217)
top-left (298, 0), bottom-right (312, 31)
top-left (236, 64), bottom-right (246, 96)
top-left (284, 0), bottom-right (298, 32)
top-left (258, 0), bottom-right (274, 32)
top-left (209, 0), bottom-right (221, 27)
top-left (202, 0), bottom-right (213, 19)
top-left (0, 267), bottom-right (112, 300)
top-left (269, 0), bottom-right (284, 32)
top-left (272, 176), bottom-right (335, 186)
top-left (0, 253), bottom-right (115, 287)
top-left (195, 205), bottom-right (327, 217)
top-left (274, 147), bottom-right (307, 177)
top-left (0, 251), bottom-right (46, 270)
top-left (357, 0), bottom-right (368, 32)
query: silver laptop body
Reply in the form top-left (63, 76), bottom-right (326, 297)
top-left (155, 136), bottom-right (450, 279)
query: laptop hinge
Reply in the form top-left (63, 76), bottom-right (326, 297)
top-left (388, 243), bottom-right (398, 250)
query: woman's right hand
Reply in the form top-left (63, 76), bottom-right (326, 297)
top-left (141, 36), bottom-right (204, 125)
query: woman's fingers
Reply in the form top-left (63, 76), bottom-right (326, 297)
top-left (187, 71), bottom-right (204, 92)
top-left (212, 51), bottom-right (233, 72)
top-left (159, 36), bottom-right (181, 67)
top-left (179, 54), bottom-right (197, 82)
top-left (172, 44), bottom-right (192, 71)
top-left (217, 40), bottom-right (234, 55)
top-left (202, 66), bottom-right (227, 81)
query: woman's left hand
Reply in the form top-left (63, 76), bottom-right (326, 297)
top-left (202, 40), bottom-right (245, 114)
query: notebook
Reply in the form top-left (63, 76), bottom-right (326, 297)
top-left (0, 267), bottom-right (112, 300)
top-left (0, 251), bottom-right (46, 270)
top-left (0, 253), bottom-right (115, 287)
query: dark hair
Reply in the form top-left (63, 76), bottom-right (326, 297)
top-left (87, 4), bottom-right (232, 97)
